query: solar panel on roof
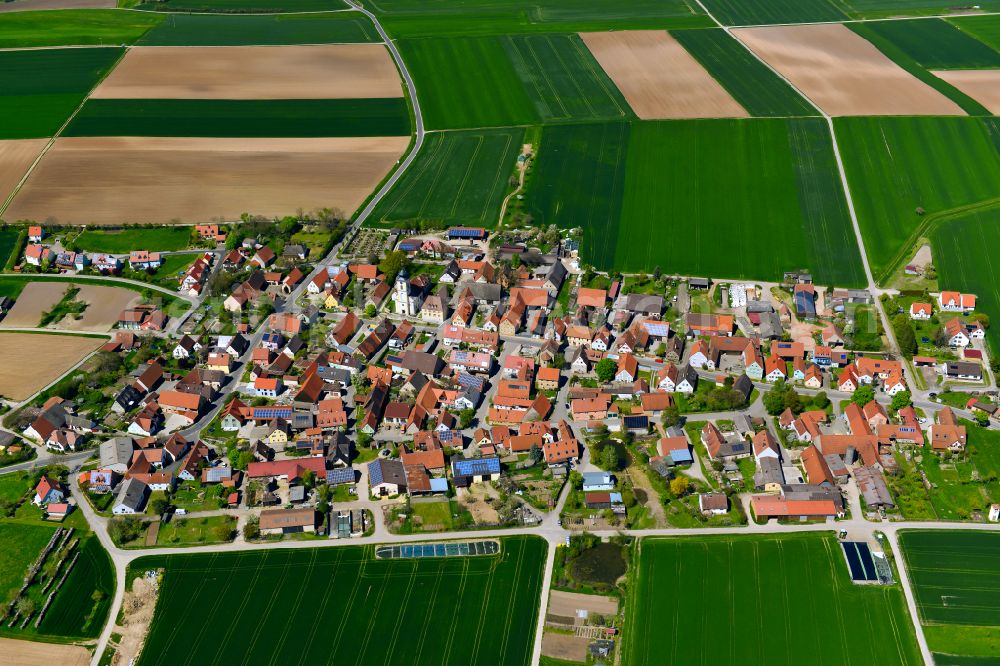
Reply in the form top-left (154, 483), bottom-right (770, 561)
top-left (326, 467), bottom-right (355, 485)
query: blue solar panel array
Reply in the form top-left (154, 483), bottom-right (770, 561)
top-left (326, 467), bottom-right (355, 485)
top-left (842, 541), bottom-right (878, 581)
top-left (457, 373), bottom-right (485, 390)
top-left (452, 456), bottom-right (500, 477)
top-left (447, 227), bottom-right (486, 239)
top-left (368, 460), bottom-right (385, 487)
top-left (251, 407), bottom-right (293, 419)
top-left (375, 540), bottom-right (499, 559)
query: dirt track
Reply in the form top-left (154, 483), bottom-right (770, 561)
top-left (91, 45), bottom-right (403, 100)
top-left (581, 30), bottom-right (747, 119)
top-left (1, 282), bottom-right (139, 332)
top-left (0, 140), bottom-right (46, 204)
top-left (0, 638), bottom-right (90, 666)
top-left (933, 69), bottom-right (1000, 114)
top-left (733, 24), bottom-right (964, 116)
top-left (5, 136), bottom-right (409, 225)
top-left (0, 332), bottom-right (100, 401)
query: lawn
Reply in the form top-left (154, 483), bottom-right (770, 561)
top-left (136, 11), bottom-right (378, 45)
top-left (155, 515), bottom-right (236, 547)
top-left (126, 253), bottom-right (197, 289)
top-left (133, 0), bottom-right (348, 12)
top-left (932, 208), bottom-right (1000, 353)
top-left (900, 530), bottom-right (1000, 659)
top-left (835, 116), bottom-right (1000, 285)
top-left (0, 523), bottom-right (53, 608)
top-left (857, 18), bottom-right (1000, 69)
top-left (670, 28), bottom-right (818, 117)
top-left (410, 499), bottom-right (453, 530)
top-left (65, 98), bottom-right (411, 138)
top-left (0, 47), bottom-right (125, 139)
top-left (361, 0), bottom-right (711, 37)
top-left (133, 536), bottom-right (545, 665)
top-left (624, 534), bottom-right (922, 665)
top-left (400, 33), bottom-right (632, 130)
top-left (368, 128), bottom-right (523, 228)
top-left (74, 227), bottom-right (192, 253)
top-left (0, 9), bottom-right (161, 48)
top-left (613, 118), bottom-right (863, 283)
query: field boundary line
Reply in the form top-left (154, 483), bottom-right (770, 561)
top-left (117, 6), bottom-right (358, 17)
top-left (0, 47), bottom-right (128, 220)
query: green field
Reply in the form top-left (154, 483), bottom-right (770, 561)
top-left (848, 22), bottom-right (991, 115)
top-left (369, 127), bottom-right (524, 227)
top-left (74, 227), bottom-right (192, 253)
top-left (835, 116), bottom-right (1000, 284)
top-left (35, 535), bottom-right (115, 638)
top-left (0, 47), bottom-right (124, 139)
top-left (701, 0), bottom-right (1000, 24)
top-left (625, 534), bottom-right (922, 665)
top-left (619, 119), bottom-right (862, 282)
top-left (859, 18), bottom-right (1000, 69)
top-left (670, 28), bottom-right (817, 117)
top-left (0, 228), bottom-right (22, 270)
top-left (954, 15), bottom-right (1000, 53)
top-left (700, 0), bottom-right (848, 25)
top-left (362, 0), bottom-right (711, 37)
top-left (0, 9), bottom-right (161, 48)
top-left (64, 98), bottom-right (410, 138)
top-left (136, 11), bottom-right (378, 45)
top-left (901, 530), bottom-right (1000, 660)
top-left (134, 0), bottom-right (348, 12)
top-left (931, 209), bottom-right (1000, 353)
top-left (525, 121), bottom-right (628, 261)
top-left (133, 536), bottom-right (544, 666)
top-left (401, 34), bottom-right (631, 130)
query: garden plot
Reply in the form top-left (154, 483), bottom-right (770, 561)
top-left (0, 333), bottom-right (100, 400)
top-left (581, 30), bottom-right (748, 119)
top-left (733, 23), bottom-right (965, 116)
top-left (90, 44), bottom-right (403, 100)
top-left (5, 136), bottom-right (408, 225)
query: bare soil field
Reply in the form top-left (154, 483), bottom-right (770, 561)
top-left (541, 632), bottom-right (589, 662)
top-left (91, 45), bottom-right (403, 100)
top-left (933, 69), bottom-right (1000, 114)
top-left (1, 281), bottom-right (138, 331)
top-left (0, 0), bottom-right (113, 11)
top-left (581, 30), bottom-right (747, 119)
top-left (5, 136), bottom-right (409, 225)
top-left (548, 590), bottom-right (618, 619)
top-left (0, 332), bottom-right (100, 400)
top-left (0, 637), bottom-right (90, 666)
top-left (733, 24), bottom-right (965, 116)
top-left (0, 140), bottom-right (45, 204)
